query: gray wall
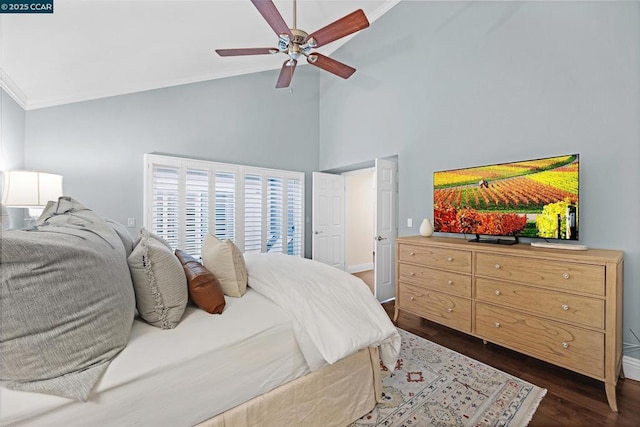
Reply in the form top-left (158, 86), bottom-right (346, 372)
top-left (1, 88), bottom-right (26, 228)
top-left (319, 2), bottom-right (640, 350)
top-left (24, 68), bottom-right (320, 256)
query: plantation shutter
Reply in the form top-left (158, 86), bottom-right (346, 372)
top-left (151, 164), bottom-right (180, 249)
top-left (244, 174), bottom-right (263, 253)
top-left (287, 178), bottom-right (303, 256)
top-left (266, 177), bottom-right (284, 253)
top-left (184, 168), bottom-right (209, 256)
top-left (214, 171), bottom-right (235, 242)
top-left (145, 154), bottom-right (304, 257)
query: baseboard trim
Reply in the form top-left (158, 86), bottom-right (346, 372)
top-left (623, 355), bottom-right (640, 381)
top-left (346, 263), bottom-right (374, 273)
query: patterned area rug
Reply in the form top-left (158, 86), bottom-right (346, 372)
top-left (353, 329), bottom-right (546, 426)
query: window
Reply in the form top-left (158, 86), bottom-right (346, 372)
top-left (144, 154), bottom-right (305, 258)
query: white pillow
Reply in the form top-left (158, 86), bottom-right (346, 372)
top-left (201, 233), bottom-right (248, 297)
top-left (128, 228), bottom-right (188, 328)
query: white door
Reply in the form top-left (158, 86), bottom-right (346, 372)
top-left (312, 172), bottom-right (345, 269)
top-left (374, 158), bottom-right (398, 302)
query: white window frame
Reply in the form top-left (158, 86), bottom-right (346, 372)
top-left (144, 154), bottom-right (305, 257)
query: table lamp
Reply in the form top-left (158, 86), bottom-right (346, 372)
top-left (1, 170), bottom-right (64, 228)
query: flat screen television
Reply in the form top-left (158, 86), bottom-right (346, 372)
top-left (433, 154), bottom-right (579, 244)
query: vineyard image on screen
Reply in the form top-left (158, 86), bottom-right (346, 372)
top-left (433, 154), bottom-right (579, 240)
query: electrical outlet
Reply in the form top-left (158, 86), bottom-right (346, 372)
top-left (407, 218), bottom-right (413, 227)
top-left (127, 217), bottom-right (136, 228)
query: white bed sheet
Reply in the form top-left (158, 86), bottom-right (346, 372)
top-left (0, 289), bottom-right (310, 426)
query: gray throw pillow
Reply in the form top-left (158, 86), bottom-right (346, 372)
top-left (128, 228), bottom-right (188, 329)
top-left (0, 197), bottom-right (136, 401)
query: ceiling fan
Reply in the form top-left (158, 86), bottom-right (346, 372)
top-left (215, 0), bottom-right (370, 88)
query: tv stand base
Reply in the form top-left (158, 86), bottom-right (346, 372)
top-left (468, 235), bottom-right (519, 245)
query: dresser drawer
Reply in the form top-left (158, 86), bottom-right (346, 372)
top-left (476, 253), bottom-right (604, 295)
top-left (476, 278), bottom-right (604, 329)
top-left (398, 244), bottom-right (471, 274)
top-left (475, 303), bottom-right (604, 378)
top-left (398, 263), bottom-right (471, 298)
top-left (399, 282), bottom-right (471, 332)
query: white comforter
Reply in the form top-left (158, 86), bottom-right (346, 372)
top-left (245, 253), bottom-right (401, 371)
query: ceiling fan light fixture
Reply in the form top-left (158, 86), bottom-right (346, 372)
top-left (277, 40), bottom-right (289, 51)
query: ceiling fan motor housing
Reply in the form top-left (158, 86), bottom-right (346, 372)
top-left (279, 28), bottom-right (312, 61)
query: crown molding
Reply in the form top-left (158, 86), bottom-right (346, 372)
top-left (0, 68), bottom-right (28, 110)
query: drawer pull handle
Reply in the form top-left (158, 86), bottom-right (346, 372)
top-left (409, 272), bottom-right (415, 276)
top-left (409, 252), bottom-right (415, 256)
top-left (447, 280), bottom-right (453, 285)
top-left (410, 296), bottom-right (415, 301)
top-left (447, 257), bottom-right (453, 262)
top-left (562, 273), bottom-right (570, 279)
top-left (562, 304), bottom-right (569, 311)
top-left (562, 342), bottom-right (569, 349)
top-left (494, 322), bottom-right (501, 328)
top-left (495, 290), bottom-right (501, 296)
top-left (447, 308), bottom-right (453, 313)
top-left (495, 264), bottom-right (501, 269)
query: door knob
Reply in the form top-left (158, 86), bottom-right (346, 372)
top-left (376, 236), bottom-right (387, 241)
top-left (314, 231), bottom-right (323, 235)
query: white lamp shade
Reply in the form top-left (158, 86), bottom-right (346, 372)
top-left (1, 170), bottom-right (64, 208)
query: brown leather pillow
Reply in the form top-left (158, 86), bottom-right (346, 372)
top-left (175, 249), bottom-right (226, 314)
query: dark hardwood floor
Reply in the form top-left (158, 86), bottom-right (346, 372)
top-left (353, 270), bottom-right (640, 426)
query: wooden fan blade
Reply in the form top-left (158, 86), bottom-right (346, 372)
top-left (251, 0), bottom-right (293, 39)
top-left (307, 53), bottom-right (356, 79)
top-left (216, 48), bottom-right (278, 57)
top-left (305, 9), bottom-right (369, 48)
top-left (276, 59), bottom-right (297, 88)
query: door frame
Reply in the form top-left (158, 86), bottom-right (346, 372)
top-left (312, 156), bottom-right (399, 301)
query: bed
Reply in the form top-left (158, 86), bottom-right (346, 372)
top-left (0, 198), bottom-right (400, 426)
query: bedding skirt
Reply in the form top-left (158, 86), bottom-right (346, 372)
top-left (198, 347), bottom-right (383, 427)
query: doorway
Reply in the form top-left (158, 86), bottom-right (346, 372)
top-left (312, 157), bottom-right (398, 302)
top-left (344, 168), bottom-right (375, 275)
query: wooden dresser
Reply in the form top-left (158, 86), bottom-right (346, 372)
top-left (395, 236), bottom-right (624, 411)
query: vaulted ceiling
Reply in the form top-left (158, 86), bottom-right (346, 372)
top-left (0, 0), bottom-right (399, 110)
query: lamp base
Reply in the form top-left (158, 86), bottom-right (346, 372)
top-left (23, 208), bottom-right (44, 229)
